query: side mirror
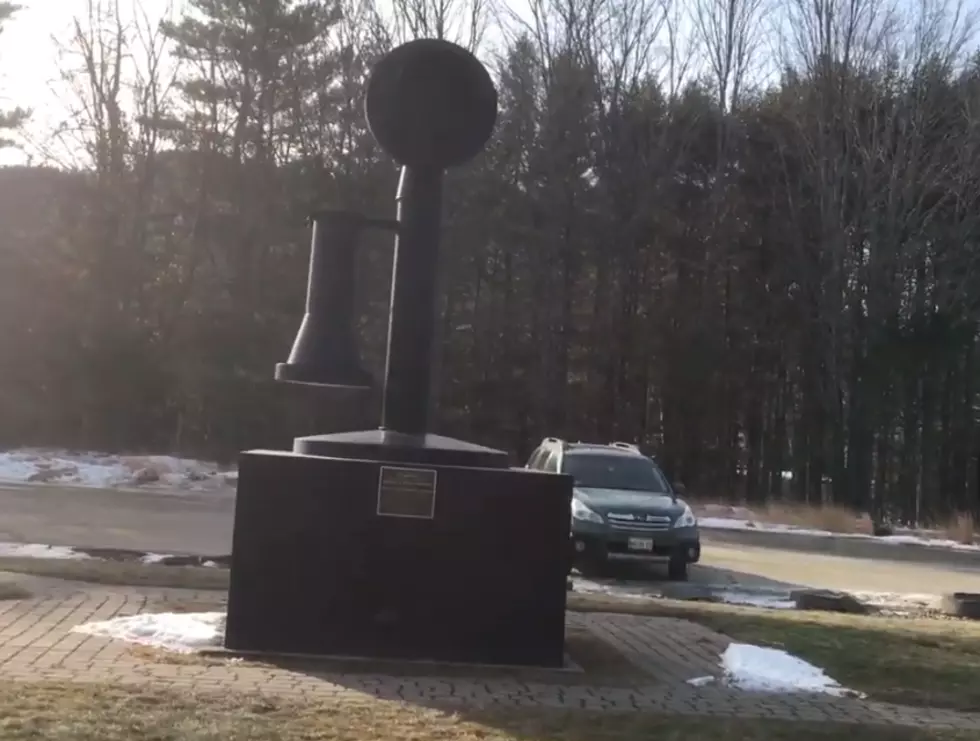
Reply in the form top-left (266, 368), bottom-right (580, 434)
top-left (674, 482), bottom-right (687, 496)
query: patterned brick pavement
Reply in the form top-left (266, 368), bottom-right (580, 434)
top-left (0, 585), bottom-right (979, 730)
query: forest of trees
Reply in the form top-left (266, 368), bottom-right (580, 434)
top-left (1, 0), bottom-right (979, 525)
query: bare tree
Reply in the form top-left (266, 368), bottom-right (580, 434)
top-left (387, 0), bottom-right (489, 49)
top-left (691, 0), bottom-right (766, 113)
top-left (660, 0), bottom-right (695, 98)
top-left (773, 0), bottom-right (977, 513)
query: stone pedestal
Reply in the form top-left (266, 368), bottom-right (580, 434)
top-left (225, 447), bottom-right (572, 667)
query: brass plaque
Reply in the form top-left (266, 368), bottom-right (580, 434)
top-left (376, 466), bottom-right (437, 519)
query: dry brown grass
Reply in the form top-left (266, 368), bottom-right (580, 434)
top-left (693, 499), bottom-right (866, 533)
top-left (943, 513), bottom-right (977, 545)
top-left (757, 502), bottom-right (864, 533)
top-left (0, 680), bottom-right (972, 740)
top-left (694, 498), bottom-right (980, 540)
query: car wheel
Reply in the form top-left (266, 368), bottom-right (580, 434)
top-left (667, 557), bottom-right (688, 581)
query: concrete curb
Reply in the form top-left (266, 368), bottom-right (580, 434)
top-left (702, 526), bottom-right (980, 568)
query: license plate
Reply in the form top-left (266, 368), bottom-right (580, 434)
top-left (628, 537), bottom-right (654, 552)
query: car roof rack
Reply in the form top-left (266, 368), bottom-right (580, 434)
top-left (541, 438), bottom-right (644, 455)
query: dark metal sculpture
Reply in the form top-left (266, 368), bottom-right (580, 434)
top-left (224, 38), bottom-right (571, 669)
top-left (274, 211), bottom-right (391, 389)
top-left (276, 38), bottom-right (497, 436)
top-left (368, 40), bottom-right (496, 433)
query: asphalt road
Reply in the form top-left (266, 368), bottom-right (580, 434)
top-left (4, 483), bottom-right (980, 594)
top-left (0, 483), bottom-right (235, 555)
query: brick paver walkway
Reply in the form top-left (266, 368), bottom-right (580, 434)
top-left (0, 585), bottom-right (979, 730)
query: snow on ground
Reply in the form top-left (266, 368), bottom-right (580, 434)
top-left (717, 586), bottom-right (944, 615)
top-left (716, 642), bottom-right (862, 697)
top-left (699, 516), bottom-right (980, 552)
top-left (572, 576), bottom-right (941, 615)
top-left (689, 643), bottom-right (862, 697)
top-left (73, 612), bottom-right (225, 653)
top-left (870, 533), bottom-right (980, 551)
top-left (717, 589), bottom-right (797, 610)
top-left (0, 542), bottom-right (91, 560)
top-left (0, 449), bottom-right (236, 492)
top-left (850, 591), bottom-right (942, 614)
top-left (570, 577), bottom-right (659, 600)
top-left (0, 540), bottom-right (226, 567)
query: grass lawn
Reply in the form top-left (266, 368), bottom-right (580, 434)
top-left (570, 593), bottom-right (980, 711)
top-left (0, 681), bottom-right (974, 741)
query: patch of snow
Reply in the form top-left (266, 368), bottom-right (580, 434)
top-left (140, 553), bottom-right (170, 565)
top-left (851, 591), bottom-right (941, 613)
top-left (0, 542), bottom-right (89, 560)
top-left (718, 590), bottom-right (797, 610)
top-left (570, 577), bottom-right (655, 600)
top-left (719, 587), bottom-right (939, 615)
top-left (73, 611), bottom-right (225, 653)
top-left (0, 450), bottom-right (129, 487)
top-left (699, 517), bottom-right (834, 536)
top-left (0, 449), bottom-right (237, 493)
top-left (572, 576), bottom-right (940, 616)
top-left (874, 533), bottom-right (980, 552)
top-left (721, 642), bottom-right (863, 697)
top-left (687, 675), bottom-right (716, 686)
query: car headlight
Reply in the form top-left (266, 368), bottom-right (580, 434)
top-left (673, 504), bottom-right (697, 528)
top-left (571, 498), bottom-right (604, 524)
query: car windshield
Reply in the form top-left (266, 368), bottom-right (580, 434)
top-left (562, 453), bottom-right (671, 492)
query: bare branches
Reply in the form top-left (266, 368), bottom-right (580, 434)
top-left (36, 0), bottom-right (177, 172)
top-left (387, 0), bottom-right (489, 49)
top-left (497, 0), bottom-right (693, 97)
top-left (691, 0), bottom-right (766, 112)
top-left (130, 0), bottom-right (180, 152)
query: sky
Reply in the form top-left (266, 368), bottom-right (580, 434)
top-left (0, 0), bottom-right (504, 166)
top-left (0, 1), bottom-right (90, 164)
top-left (0, 1), bottom-right (79, 112)
top-left (8, 0), bottom-right (976, 168)
top-left (0, 0), bottom-right (178, 165)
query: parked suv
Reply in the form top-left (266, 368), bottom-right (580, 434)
top-left (526, 438), bottom-right (700, 580)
